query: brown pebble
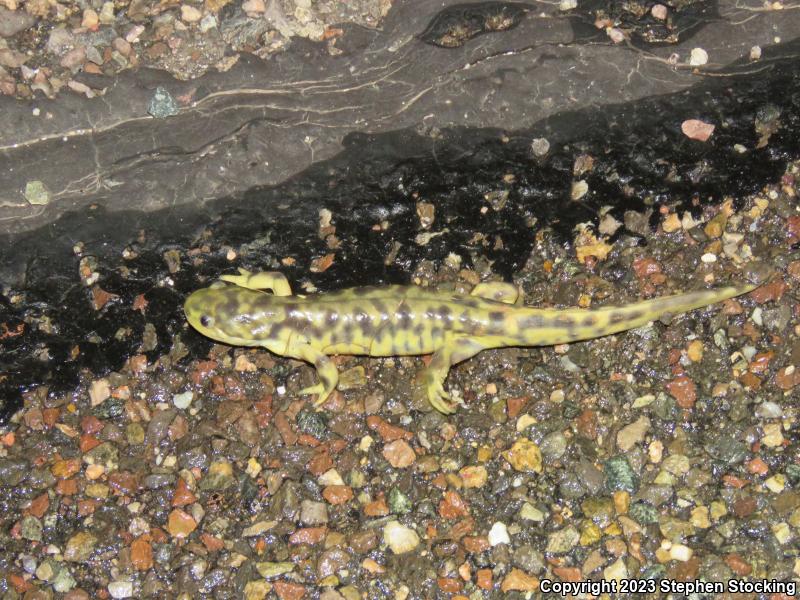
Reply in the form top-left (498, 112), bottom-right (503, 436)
top-left (131, 536), bottom-right (153, 570)
top-left (383, 440), bottom-right (416, 468)
top-left (171, 477), bottom-right (197, 507)
top-left (322, 485), bottom-right (354, 505)
top-left (732, 495), bottom-right (757, 518)
top-left (666, 375), bottom-right (696, 408)
top-left (289, 526), bottom-right (326, 545)
top-left (273, 581), bottom-right (306, 600)
top-left (348, 529), bottom-right (378, 554)
top-left (724, 552), bottom-right (752, 576)
top-left (167, 509), bottom-right (197, 538)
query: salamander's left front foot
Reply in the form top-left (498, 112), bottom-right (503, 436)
top-left (425, 376), bottom-right (458, 414)
top-left (300, 382), bottom-right (333, 408)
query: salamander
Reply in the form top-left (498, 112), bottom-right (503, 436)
top-left (184, 268), bottom-right (755, 414)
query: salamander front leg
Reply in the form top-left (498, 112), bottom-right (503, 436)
top-left (423, 336), bottom-right (487, 414)
top-left (220, 268), bottom-right (293, 296)
top-left (290, 343), bottom-right (340, 408)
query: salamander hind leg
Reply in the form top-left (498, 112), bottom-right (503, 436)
top-left (471, 282), bottom-right (520, 305)
top-left (220, 268), bottom-right (293, 296)
top-left (290, 343), bottom-right (340, 408)
top-left (423, 336), bottom-right (488, 414)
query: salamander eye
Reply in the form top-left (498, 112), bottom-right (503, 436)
top-left (200, 315), bottom-right (213, 327)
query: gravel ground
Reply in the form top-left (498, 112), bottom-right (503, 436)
top-left (1, 162), bottom-right (799, 597)
top-left (0, 0), bottom-right (390, 97)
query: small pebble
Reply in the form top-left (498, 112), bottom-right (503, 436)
top-left (108, 581), bottom-right (133, 599)
top-left (669, 543), bottom-right (693, 562)
top-left (651, 4), bottom-right (667, 19)
top-left (530, 138), bottom-right (550, 157)
top-left (701, 252), bottom-right (717, 263)
top-left (383, 521), bottom-right (419, 554)
top-left (318, 469), bottom-right (344, 486)
top-left (765, 474), bottom-right (785, 493)
top-left (172, 391), bottom-right (193, 409)
top-left (762, 423), bottom-right (784, 448)
top-left (689, 47), bottom-right (708, 66)
top-left (488, 521), bottom-right (510, 546)
top-left (181, 4), bottom-right (203, 22)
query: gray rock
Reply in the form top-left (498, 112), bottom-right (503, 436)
top-left (300, 500), bottom-right (328, 525)
top-left (512, 544), bottom-right (544, 573)
top-left (0, 458), bottom-right (29, 486)
top-left (0, 7), bottom-right (36, 37)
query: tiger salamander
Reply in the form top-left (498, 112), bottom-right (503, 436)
top-left (184, 269), bottom-right (755, 414)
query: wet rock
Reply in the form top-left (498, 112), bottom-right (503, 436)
top-left (348, 529), bottom-right (378, 554)
top-left (512, 545), bottom-right (544, 574)
top-left (574, 460), bottom-right (605, 494)
top-left (706, 434), bottom-right (748, 465)
top-left (629, 501), bottom-right (659, 525)
top-left (635, 484), bottom-right (673, 507)
top-left (582, 497), bottom-right (615, 527)
top-left (108, 580), bottom-right (133, 598)
top-left (546, 526), bottom-right (579, 554)
top-left (146, 409), bottom-right (176, 444)
top-left (503, 438), bottom-right (542, 473)
top-left (388, 487), bottom-right (412, 514)
top-left (299, 500), bottom-right (328, 525)
top-left (173, 391), bottom-right (193, 409)
top-left (267, 480), bottom-right (301, 521)
top-left (558, 472), bottom-right (588, 500)
top-left (144, 473), bottom-right (174, 489)
top-left (125, 422), bottom-right (145, 445)
top-left (52, 565), bottom-right (77, 593)
top-left (21, 515), bottom-right (43, 541)
top-left (64, 532), bottom-right (98, 562)
top-left (659, 516), bottom-right (696, 542)
top-left (604, 455), bottom-right (639, 492)
top-left (296, 409), bottom-right (328, 438)
top-left (83, 442), bottom-right (119, 471)
top-left (317, 548), bottom-right (351, 578)
top-left (616, 416), bottom-right (650, 451)
top-left (147, 86), bottom-right (179, 118)
top-left (199, 460), bottom-right (234, 491)
top-left (168, 509), bottom-right (197, 538)
top-left (540, 431), bottom-right (567, 460)
top-left (0, 7), bottom-right (36, 37)
top-left (0, 458), bottom-right (29, 486)
top-left (383, 521), bottom-right (420, 554)
top-left (383, 440), bottom-right (415, 468)
top-left (488, 522), bottom-right (510, 546)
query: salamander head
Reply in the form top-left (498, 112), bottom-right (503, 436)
top-left (184, 284), bottom-right (280, 346)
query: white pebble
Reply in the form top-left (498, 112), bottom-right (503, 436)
top-left (669, 543), bottom-right (693, 562)
top-left (765, 474), bottom-right (785, 493)
top-left (755, 401), bottom-right (782, 419)
top-left (531, 138), bottom-right (550, 157)
top-left (700, 253), bottom-right (717, 263)
top-left (318, 468), bottom-right (344, 486)
top-left (383, 521), bottom-right (420, 554)
top-left (488, 521), bottom-right (511, 546)
top-left (108, 581), bottom-right (133, 599)
top-left (172, 391), bottom-right (193, 409)
top-left (689, 47), bottom-right (708, 66)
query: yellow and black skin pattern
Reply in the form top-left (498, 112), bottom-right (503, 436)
top-left (184, 269), bottom-right (756, 414)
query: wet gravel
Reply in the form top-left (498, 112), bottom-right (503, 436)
top-left (1, 163), bottom-right (799, 597)
top-left (0, 0), bottom-right (390, 98)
